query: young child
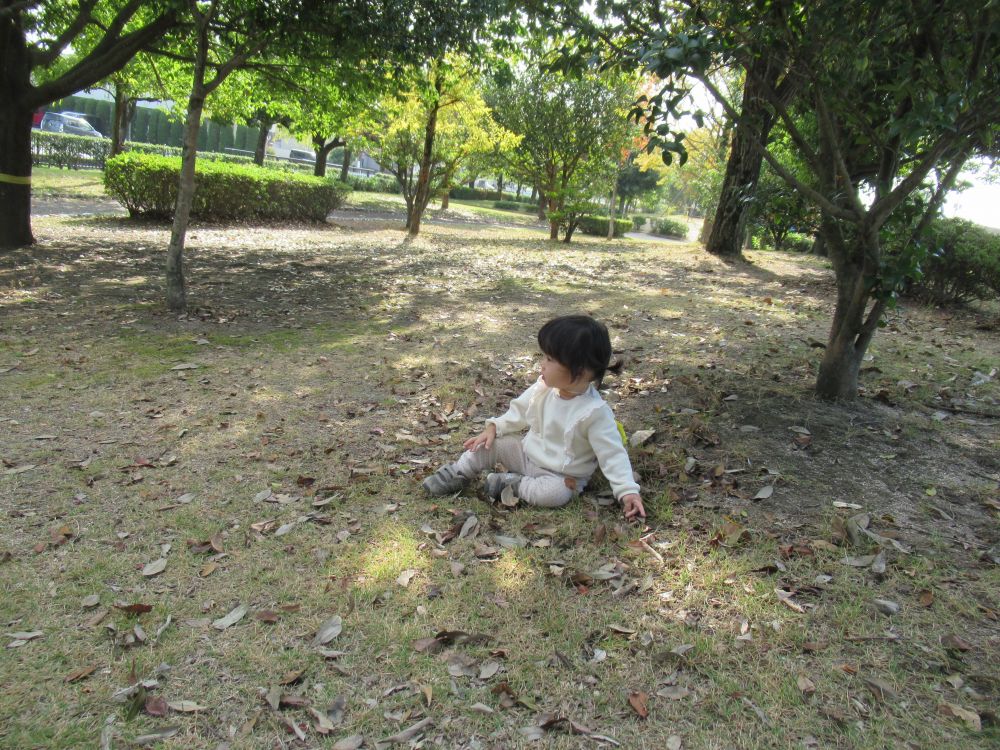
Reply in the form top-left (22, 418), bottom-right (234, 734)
top-left (422, 315), bottom-right (646, 520)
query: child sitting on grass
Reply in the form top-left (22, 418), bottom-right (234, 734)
top-left (422, 314), bottom-right (646, 520)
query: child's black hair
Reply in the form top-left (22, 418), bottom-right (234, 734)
top-left (537, 314), bottom-right (622, 388)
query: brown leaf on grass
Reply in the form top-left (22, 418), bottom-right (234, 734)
top-left (141, 558), bottom-right (167, 577)
top-left (628, 691), bottom-right (649, 719)
top-left (412, 636), bottom-right (443, 654)
top-left (64, 665), bottom-right (97, 683)
top-left (133, 727), bottom-right (180, 745)
top-left (918, 589), bottom-right (934, 607)
top-left (144, 695), bottom-right (169, 717)
top-left (188, 534), bottom-right (224, 554)
top-left (255, 609), bottom-right (280, 624)
top-left (212, 604), bottom-right (248, 631)
top-left (312, 615), bottom-right (343, 646)
top-left (396, 569), bottom-right (418, 587)
top-left (938, 702), bottom-right (981, 730)
top-left (199, 562), bottom-right (218, 577)
top-left (278, 694), bottom-right (311, 709)
top-left (278, 668), bottom-right (306, 686)
top-left (775, 588), bottom-right (807, 613)
top-left (941, 633), bottom-right (972, 651)
top-left (309, 707), bottom-right (336, 735)
top-left (863, 677), bottom-right (896, 702)
top-left (796, 675), bottom-right (816, 696)
top-left (332, 736), bottom-right (364, 750)
top-left (378, 716), bottom-right (433, 745)
top-left (167, 700), bottom-right (206, 713)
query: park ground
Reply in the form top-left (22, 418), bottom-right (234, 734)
top-left (1, 181), bottom-right (998, 749)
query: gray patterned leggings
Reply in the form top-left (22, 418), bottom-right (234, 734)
top-left (451, 435), bottom-right (586, 508)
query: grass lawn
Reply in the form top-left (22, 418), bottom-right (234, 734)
top-left (0, 212), bottom-right (997, 749)
top-left (31, 166), bottom-right (107, 200)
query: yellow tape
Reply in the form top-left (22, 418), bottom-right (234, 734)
top-left (0, 173), bottom-right (32, 185)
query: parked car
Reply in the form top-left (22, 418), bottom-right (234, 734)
top-left (40, 111), bottom-right (102, 137)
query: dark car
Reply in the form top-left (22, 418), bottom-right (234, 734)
top-left (40, 111), bottom-right (102, 137)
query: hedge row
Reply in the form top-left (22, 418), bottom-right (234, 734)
top-left (31, 130), bottom-right (309, 171)
top-left (449, 184), bottom-right (524, 202)
top-left (577, 215), bottom-right (631, 238)
top-left (104, 152), bottom-right (348, 222)
top-left (342, 173), bottom-right (400, 194)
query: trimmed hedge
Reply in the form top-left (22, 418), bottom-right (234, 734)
top-left (492, 200), bottom-right (533, 212)
top-left (104, 152), bottom-right (349, 222)
top-left (900, 218), bottom-right (1000, 304)
top-left (652, 217), bottom-right (688, 238)
top-left (30, 129), bottom-right (306, 171)
top-left (449, 185), bottom-right (522, 202)
top-left (577, 215), bottom-right (631, 238)
top-left (342, 173), bottom-right (399, 194)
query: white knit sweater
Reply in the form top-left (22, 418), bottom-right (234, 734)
top-left (487, 377), bottom-right (640, 499)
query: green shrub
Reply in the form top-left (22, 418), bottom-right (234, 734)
top-left (900, 218), bottom-right (1000, 304)
top-left (576, 215), bottom-right (631, 238)
top-left (492, 200), bottom-right (532, 212)
top-left (449, 185), bottom-right (521, 202)
top-left (32, 130), bottom-right (111, 169)
top-left (343, 173), bottom-right (399, 193)
top-left (652, 217), bottom-right (688, 238)
top-left (785, 232), bottom-right (815, 253)
top-left (103, 152), bottom-right (348, 222)
top-left (631, 215), bottom-right (648, 231)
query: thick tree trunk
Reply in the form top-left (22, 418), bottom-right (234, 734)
top-left (814, 224), bottom-right (885, 400)
top-left (495, 173), bottom-right (504, 200)
top-left (253, 116), bottom-right (272, 165)
top-left (537, 191), bottom-right (546, 220)
top-left (441, 192), bottom-right (449, 209)
top-left (339, 147), bottom-right (351, 181)
top-left (706, 55), bottom-right (787, 259)
top-left (530, 185), bottom-right (537, 201)
top-left (110, 86), bottom-right (129, 157)
top-left (0, 104), bottom-right (34, 248)
top-left (548, 196), bottom-right (559, 240)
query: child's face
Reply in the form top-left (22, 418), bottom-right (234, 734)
top-left (540, 353), bottom-right (591, 393)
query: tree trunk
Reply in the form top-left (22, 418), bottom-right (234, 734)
top-left (441, 192), bottom-right (450, 209)
top-left (409, 80), bottom-right (441, 238)
top-left (563, 219), bottom-right (577, 243)
top-left (814, 224), bottom-right (885, 401)
top-left (530, 185), bottom-right (537, 201)
top-left (548, 196), bottom-right (559, 240)
top-left (0, 16), bottom-right (35, 249)
top-left (495, 173), bottom-right (504, 201)
top-left (537, 191), bottom-right (546, 220)
top-left (515, 183), bottom-right (522, 198)
top-left (253, 116), bottom-right (272, 165)
top-left (0, 103), bottom-right (34, 248)
top-left (706, 55), bottom-right (786, 259)
top-left (110, 85), bottom-right (129, 157)
top-left (607, 177), bottom-right (618, 240)
top-left (339, 147), bottom-right (351, 181)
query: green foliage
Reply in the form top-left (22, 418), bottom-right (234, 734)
top-left (577, 215), bottom-right (630, 238)
top-left (31, 131), bottom-right (111, 169)
top-left (492, 200), bottom-right (532, 211)
top-left (104, 152), bottom-right (348, 222)
top-left (784, 232), bottom-right (815, 254)
top-left (652, 217), bottom-right (688, 238)
top-left (450, 185), bottom-right (520, 201)
top-left (891, 218), bottom-right (1000, 305)
top-left (342, 174), bottom-right (400, 194)
top-left (632, 215), bottom-right (648, 231)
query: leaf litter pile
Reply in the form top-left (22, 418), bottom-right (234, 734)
top-left (0, 212), bottom-right (998, 749)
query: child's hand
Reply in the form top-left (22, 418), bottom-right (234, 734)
top-left (463, 424), bottom-right (496, 452)
top-left (620, 493), bottom-right (646, 520)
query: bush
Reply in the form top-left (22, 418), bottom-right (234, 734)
top-left (652, 217), bottom-right (688, 238)
top-left (104, 152), bottom-right (349, 222)
top-left (785, 232), bottom-right (815, 253)
top-left (342, 173), bottom-right (399, 194)
top-left (32, 130), bottom-right (111, 169)
top-left (449, 185), bottom-right (521, 202)
top-left (900, 218), bottom-right (1000, 304)
top-left (632, 215), bottom-right (648, 231)
top-left (576, 215), bottom-right (631, 238)
top-left (492, 200), bottom-right (532, 212)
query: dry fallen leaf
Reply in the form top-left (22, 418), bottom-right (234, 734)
top-left (628, 691), bottom-right (649, 719)
top-left (796, 675), bottom-right (816, 696)
top-left (141, 558), bottom-right (167, 577)
top-left (212, 604), bottom-right (248, 631)
top-left (167, 700), bottom-right (206, 713)
top-left (331, 735), bottom-right (364, 750)
top-left (312, 615), bottom-right (343, 646)
top-left (396, 569), bottom-right (418, 587)
top-left (938, 702), bottom-right (981, 730)
top-left (64, 665), bottom-right (97, 683)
